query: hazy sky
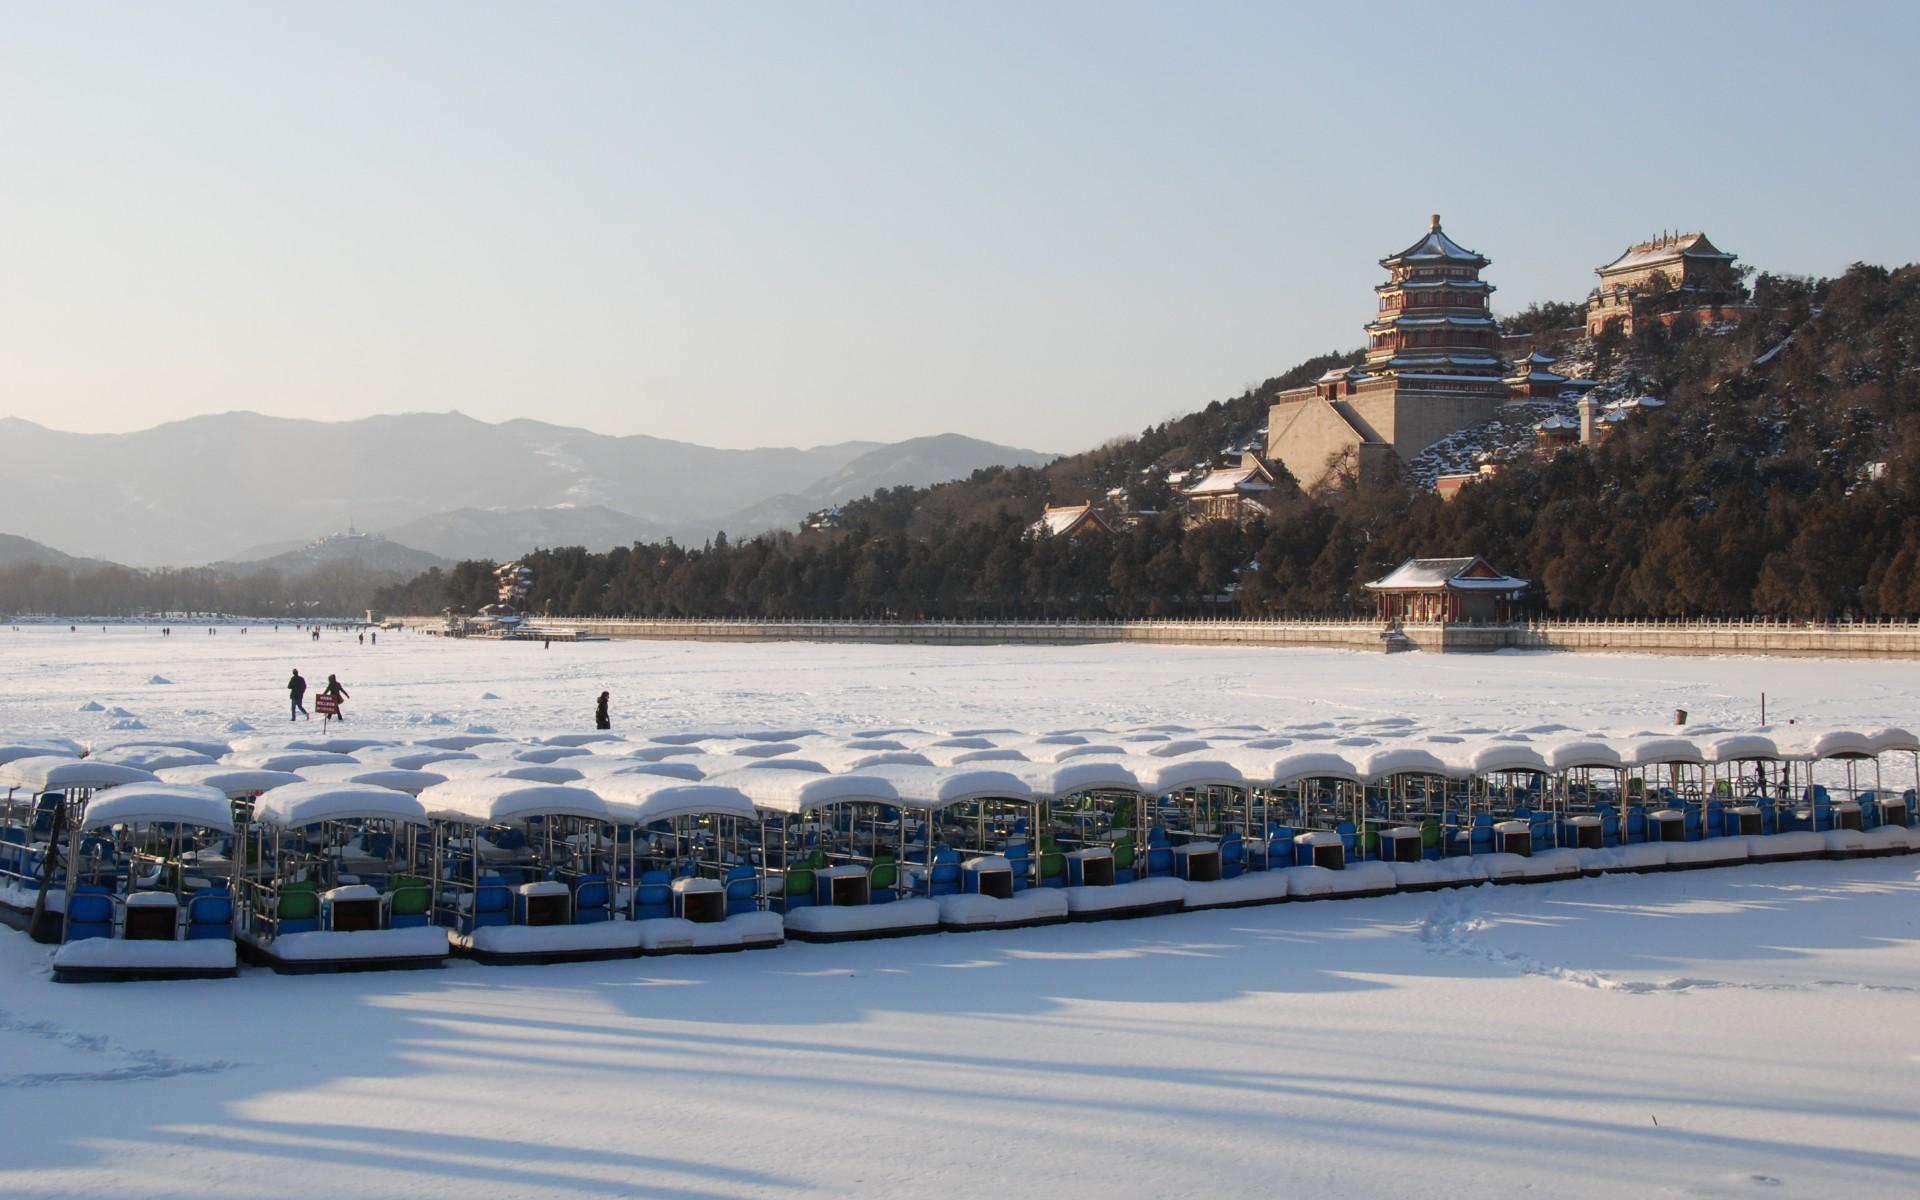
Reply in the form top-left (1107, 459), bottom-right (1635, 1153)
top-left (3, 2), bottom-right (1916, 454)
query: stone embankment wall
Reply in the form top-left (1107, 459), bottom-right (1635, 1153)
top-left (393, 616), bottom-right (1920, 658)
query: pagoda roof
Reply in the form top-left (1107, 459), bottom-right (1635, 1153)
top-left (1382, 215), bottom-right (1489, 269)
top-left (1597, 232), bottom-right (1735, 276)
top-left (1373, 314), bottom-right (1495, 329)
top-left (1380, 277), bottom-right (1490, 292)
top-left (1384, 353), bottom-right (1503, 370)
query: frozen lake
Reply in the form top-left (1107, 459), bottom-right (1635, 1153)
top-left (2, 627), bottom-right (1918, 1198)
top-left (4, 623), bottom-right (1916, 741)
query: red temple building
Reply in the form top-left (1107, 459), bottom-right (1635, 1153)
top-left (1364, 556), bottom-right (1528, 622)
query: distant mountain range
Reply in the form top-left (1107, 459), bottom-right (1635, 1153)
top-left (0, 532), bottom-right (92, 569)
top-left (0, 413), bottom-right (1054, 566)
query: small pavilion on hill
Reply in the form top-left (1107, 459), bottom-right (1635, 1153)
top-left (1364, 556), bottom-right (1528, 622)
top-left (1179, 451), bottom-right (1278, 523)
top-left (1030, 503), bottom-right (1114, 538)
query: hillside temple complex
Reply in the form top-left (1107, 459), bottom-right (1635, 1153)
top-left (1269, 217), bottom-right (1737, 492)
top-left (1267, 216), bottom-right (1514, 491)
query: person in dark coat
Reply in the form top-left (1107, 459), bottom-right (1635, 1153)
top-left (288, 669), bottom-right (309, 721)
top-left (595, 691), bottom-right (611, 731)
top-left (319, 674), bottom-right (350, 721)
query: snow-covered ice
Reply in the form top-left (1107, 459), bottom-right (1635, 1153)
top-left (1, 626), bottom-right (1919, 1197)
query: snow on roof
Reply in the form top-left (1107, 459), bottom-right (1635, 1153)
top-left (1, 755), bottom-right (158, 792)
top-left (706, 768), bottom-right (899, 814)
top-left (81, 782), bottom-right (234, 834)
top-left (1867, 726), bottom-right (1920, 755)
top-left (540, 733), bottom-right (629, 748)
top-left (1382, 216), bottom-right (1488, 267)
top-left (1617, 736), bottom-right (1704, 767)
top-left (1535, 415), bottom-right (1579, 431)
top-left (1442, 741), bottom-right (1550, 777)
top-left (283, 736), bottom-right (397, 754)
top-left (156, 765), bottom-right (304, 796)
top-left (1124, 756), bottom-right (1245, 795)
top-left (1181, 466), bottom-right (1274, 496)
top-left (225, 749), bottom-right (359, 772)
top-left (803, 746), bottom-right (934, 772)
top-left (1143, 739), bottom-right (1214, 758)
top-left (293, 764), bottom-right (449, 794)
top-left (1598, 232), bottom-right (1734, 276)
top-left (90, 735), bottom-right (227, 757)
top-left (678, 753), bottom-right (829, 778)
top-left (1031, 503), bottom-right (1110, 537)
top-left (511, 745), bottom-right (596, 764)
top-left (1003, 759), bottom-right (1141, 799)
top-left (1540, 737), bottom-right (1624, 771)
top-left (91, 745), bottom-right (216, 771)
top-left (415, 734), bottom-right (513, 751)
top-left (590, 774), bottom-right (758, 824)
top-left (420, 778), bottom-right (612, 824)
top-left (1264, 749), bottom-right (1364, 784)
top-left (459, 762), bottom-right (587, 785)
top-left (1364, 557), bottom-right (1528, 592)
top-left (0, 741), bottom-right (81, 768)
top-left (926, 745), bottom-right (1031, 767)
top-left (1778, 727), bottom-right (1876, 761)
top-left (860, 764), bottom-right (1034, 810)
top-left (253, 780), bottom-right (428, 828)
top-left (362, 748), bottom-right (479, 771)
top-left (1351, 745), bottom-right (1458, 780)
top-left (1696, 732), bottom-right (1780, 764)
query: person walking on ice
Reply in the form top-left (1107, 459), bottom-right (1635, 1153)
top-left (288, 668), bottom-right (309, 721)
top-left (595, 691), bottom-right (611, 731)
top-left (316, 674), bottom-right (350, 725)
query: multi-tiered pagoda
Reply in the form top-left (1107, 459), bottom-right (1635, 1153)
top-left (1269, 215), bottom-right (1512, 490)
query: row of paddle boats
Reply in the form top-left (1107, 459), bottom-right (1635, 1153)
top-left (2, 724), bottom-right (1915, 981)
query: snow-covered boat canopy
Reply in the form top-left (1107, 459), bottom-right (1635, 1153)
top-left (707, 768), bottom-right (900, 814)
top-left (224, 749), bottom-right (358, 772)
top-left (80, 782), bottom-right (234, 834)
top-left (1004, 759), bottom-right (1142, 800)
top-left (0, 740), bottom-right (81, 767)
top-left (293, 764), bottom-right (450, 795)
top-left (155, 765), bottom-right (304, 796)
top-left (859, 764), bottom-right (1035, 810)
top-left (1, 755), bottom-right (158, 792)
top-left (88, 745), bottom-right (216, 771)
top-left (1122, 756), bottom-right (1246, 795)
top-left (1696, 732), bottom-right (1781, 765)
top-left (252, 781), bottom-right (428, 828)
top-left (419, 778), bottom-right (613, 825)
top-left (590, 774), bottom-right (758, 825)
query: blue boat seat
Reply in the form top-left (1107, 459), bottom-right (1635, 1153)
top-left (573, 872), bottom-right (610, 923)
top-left (926, 846), bottom-right (961, 897)
top-left (1144, 827), bottom-right (1173, 877)
top-left (1219, 831), bottom-right (1244, 879)
top-left (1004, 841), bottom-right (1032, 891)
top-left (471, 874), bottom-right (512, 929)
top-left (724, 865), bottom-right (758, 916)
top-left (634, 870), bottom-right (673, 920)
top-left (186, 885), bottom-right (232, 939)
top-left (65, 884), bottom-right (114, 941)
